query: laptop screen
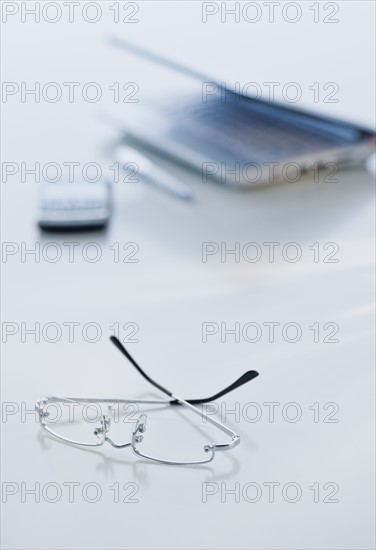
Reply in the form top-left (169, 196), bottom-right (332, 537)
top-left (111, 0), bottom-right (375, 131)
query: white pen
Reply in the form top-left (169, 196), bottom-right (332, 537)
top-left (114, 144), bottom-right (193, 201)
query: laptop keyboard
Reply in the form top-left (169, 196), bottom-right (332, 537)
top-left (167, 95), bottom-right (359, 164)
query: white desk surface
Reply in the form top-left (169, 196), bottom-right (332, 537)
top-left (1, 3), bottom-right (375, 549)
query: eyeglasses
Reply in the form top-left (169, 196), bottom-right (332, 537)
top-left (36, 337), bottom-right (259, 465)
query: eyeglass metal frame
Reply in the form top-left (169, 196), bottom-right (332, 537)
top-left (36, 337), bottom-right (259, 466)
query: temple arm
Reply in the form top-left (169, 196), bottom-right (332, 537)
top-left (110, 336), bottom-right (259, 404)
top-left (169, 370), bottom-right (259, 405)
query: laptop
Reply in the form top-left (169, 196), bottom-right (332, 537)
top-left (108, 38), bottom-right (375, 187)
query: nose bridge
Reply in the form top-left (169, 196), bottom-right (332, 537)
top-left (103, 408), bottom-right (134, 449)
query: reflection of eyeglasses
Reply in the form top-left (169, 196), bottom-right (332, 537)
top-left (36, 337), bottom-right (259, 465)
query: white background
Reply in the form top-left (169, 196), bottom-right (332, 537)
top-left (1, 2), bottom-right (375, 549)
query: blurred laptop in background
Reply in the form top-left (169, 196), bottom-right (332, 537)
top-left (108, 38), bottom-right (375, 188)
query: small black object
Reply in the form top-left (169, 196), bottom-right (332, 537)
top-left (110, 336), bottom-right (259, 404)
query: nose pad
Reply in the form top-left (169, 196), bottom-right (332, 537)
top-left (94, 415), bottom-right (110, 438)
top-left (133, 414), bottom-right (147, 444)
top-left (137, 414), bottom-right (147, 433)
top-left (104, 416), bottom-right (111, 431)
